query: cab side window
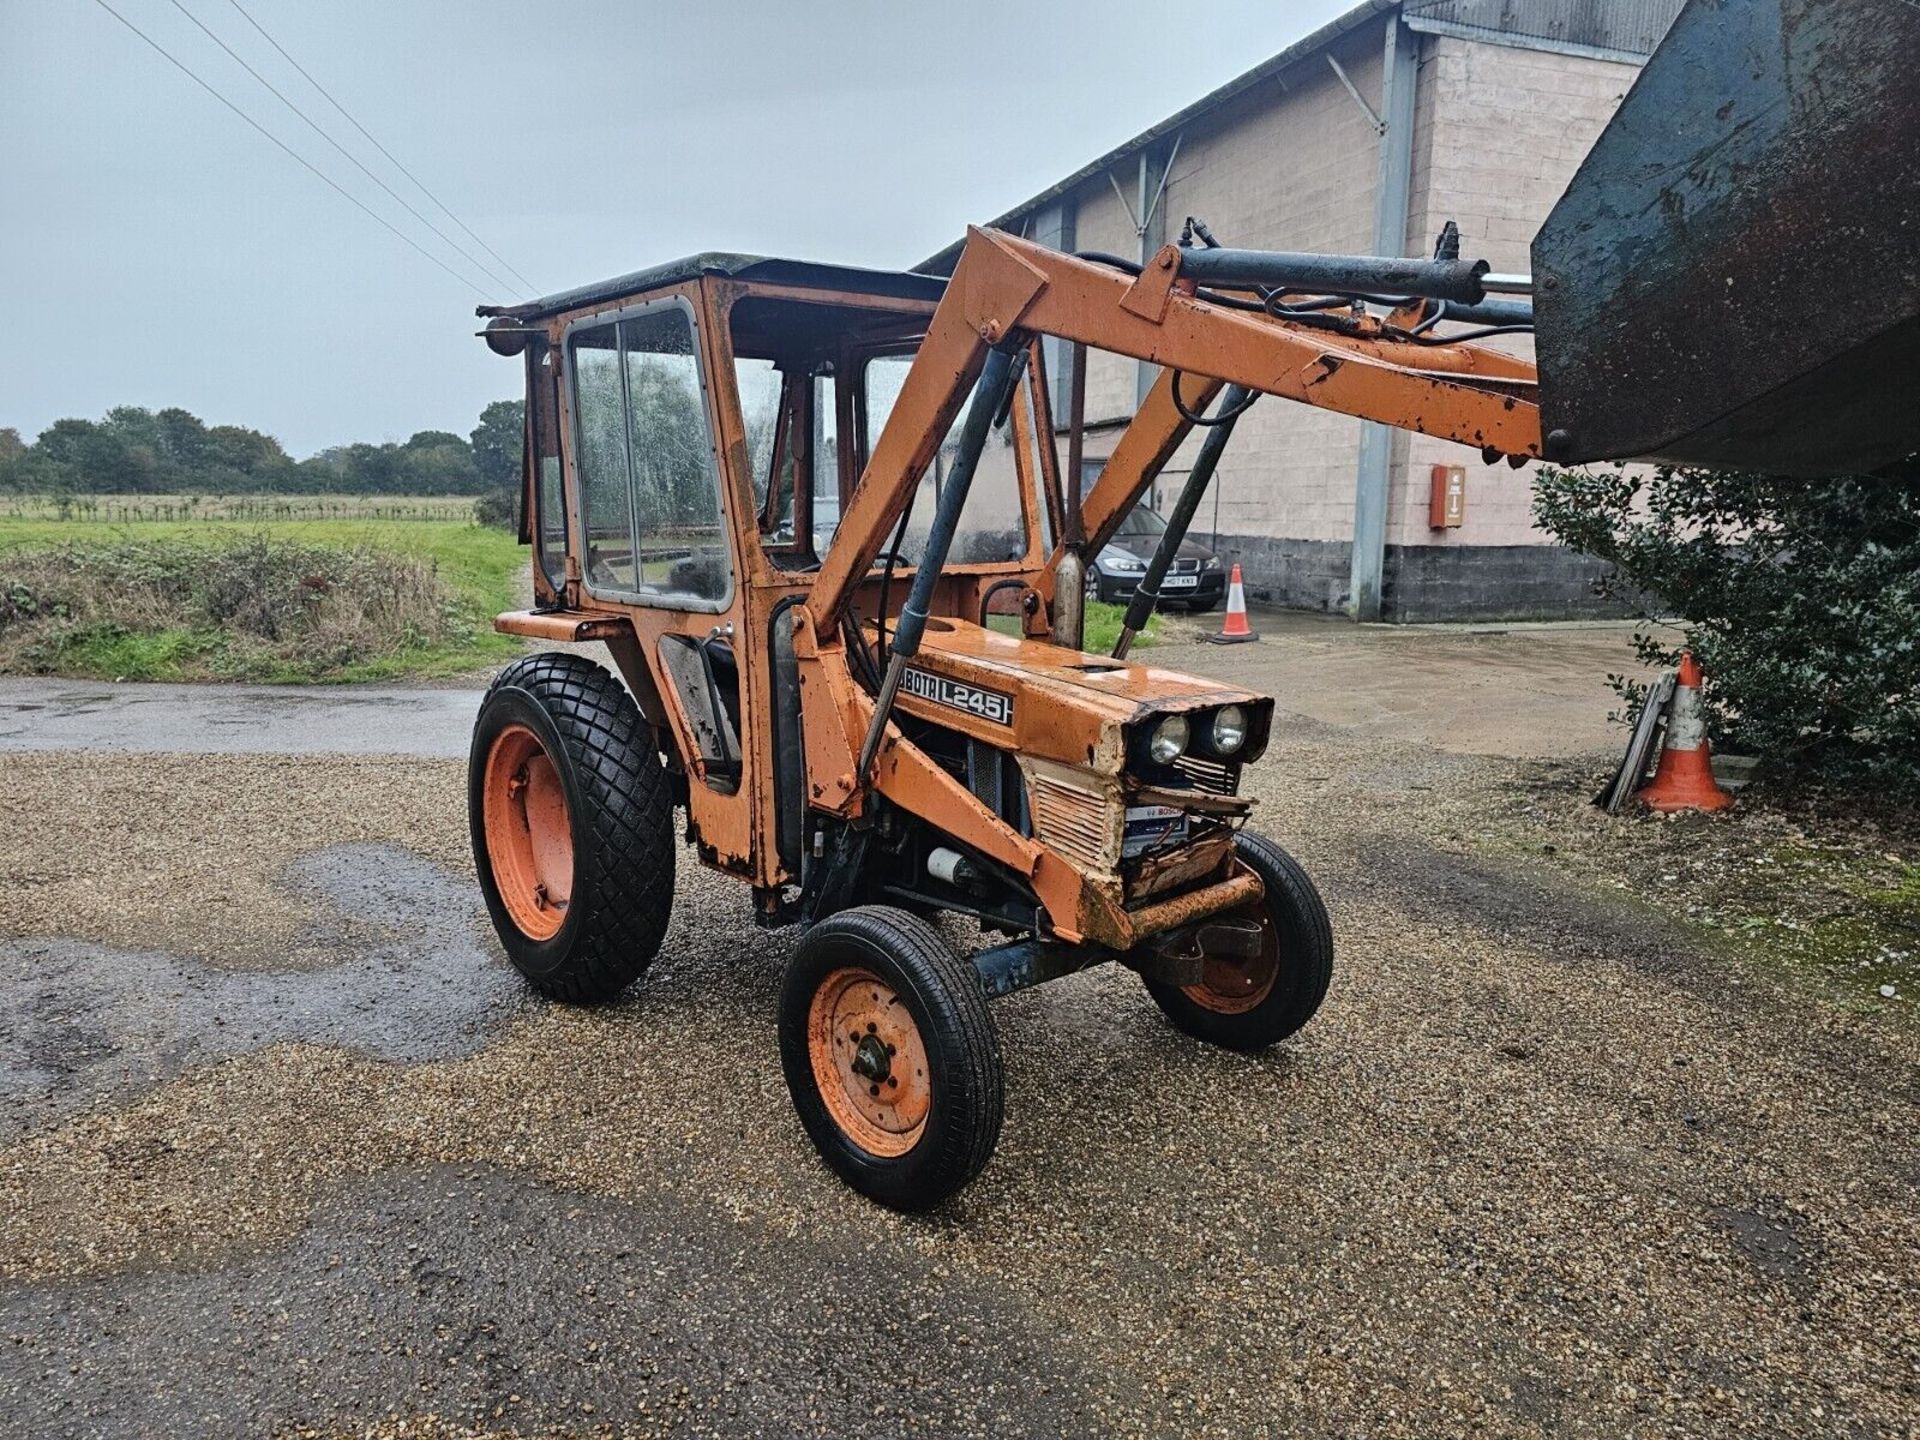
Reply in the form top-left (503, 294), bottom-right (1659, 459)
top-left (568, 300), bottom-right (733, 607)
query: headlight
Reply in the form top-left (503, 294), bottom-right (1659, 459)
top-left (1211, 704), bottom-right (1248, 755)
top-left (1204, 554), bottom-right (1222, 571)
top-left (1148, 714), bottom-right (1190, 765)
top-left (1104, 553), bottom-right (1145, 574)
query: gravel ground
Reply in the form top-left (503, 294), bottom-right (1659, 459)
top-left (1, 678), bottom-right (1917, 1436)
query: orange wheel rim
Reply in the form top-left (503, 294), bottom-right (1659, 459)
top-left (1183, 908), bottom-right (1280, 1015)
top-left (806, 966), bottom-right (931, 1158)
top-left (482, 723), bottom-right (573, 941)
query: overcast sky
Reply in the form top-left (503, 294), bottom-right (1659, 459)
top-left (2, 0), bottom-right (1350, 456)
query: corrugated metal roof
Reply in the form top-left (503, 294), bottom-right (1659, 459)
top-left (1402, 0), bottom-right (1681, 63)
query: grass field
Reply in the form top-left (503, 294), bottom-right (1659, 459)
top-left (0, 511), bottom-right (524, 683)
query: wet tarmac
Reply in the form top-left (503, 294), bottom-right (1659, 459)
top-left (0, 677), bottom-right (478, 757)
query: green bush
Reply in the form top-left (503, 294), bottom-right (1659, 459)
top-left (1533, 457), bottom-right (1920, 797)
top-left (473, 485), bottom-right (517, 530)
top-left (0, 533), bottom-right (466, 681)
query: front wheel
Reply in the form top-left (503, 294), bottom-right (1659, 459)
top-left (1143, 831), bottom-right (1333, 1051)
top-left (779, 906), bottom-right (1003, 1211)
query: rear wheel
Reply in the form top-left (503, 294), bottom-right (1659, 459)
top-left (470, 652), bottom-right (674, 1002)
top-left (779, 906), bottom-right (1003, 1210)
top-left (1143, 831), bottom-right (1333, 1050)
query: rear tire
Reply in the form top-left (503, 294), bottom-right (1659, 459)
top-left (1144, 831), bottom-right (1333, 1051)
top-left (470, 652), bottom-right (674, 1002)
top-left (779, 906), bottom-right (1003, 1211)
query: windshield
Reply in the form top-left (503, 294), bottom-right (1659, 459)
top-left (1114, 504), bottom-right (1167, 538)
top-left (864, 353), bottom-right (1033, 567)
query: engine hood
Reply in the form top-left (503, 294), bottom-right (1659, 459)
top-left (884, 617), bottom-right (1269, 774)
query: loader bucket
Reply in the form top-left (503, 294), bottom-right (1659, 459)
top-left (1532, 0), bottom-right (1920, 476)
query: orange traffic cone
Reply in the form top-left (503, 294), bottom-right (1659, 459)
top-left (1639, 652), bottom-right (1733, 813)
top-left (1206, 563), bottom-right (1259, 644)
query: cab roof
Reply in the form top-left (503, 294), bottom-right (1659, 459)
top-left (476, 252), bottom-right (949, 323)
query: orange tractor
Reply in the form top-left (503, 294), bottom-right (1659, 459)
top-left (467, 0), bottom-right (1917, 1208)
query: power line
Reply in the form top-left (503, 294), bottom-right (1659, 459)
top-left (162, 0), bottom-right (517, 297)
top-left (224, 0), bottom-right (538, 297)
top-left (89, 0), bottom-right (489, 299)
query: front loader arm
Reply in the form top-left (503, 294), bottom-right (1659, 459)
top-left (997, 228), bottom-right (1539, 453)
top-left (810, 226), bottom-right (1540, 632)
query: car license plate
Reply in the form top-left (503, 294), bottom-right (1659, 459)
top-left (1162, 573), bottom-right (1199, 590)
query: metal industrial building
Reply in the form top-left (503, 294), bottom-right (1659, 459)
top-left (924, 0), bottom-right (1684, 622)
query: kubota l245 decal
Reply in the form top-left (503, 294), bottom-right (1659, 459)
top-left (901, 667), bottom-right (1014, 727)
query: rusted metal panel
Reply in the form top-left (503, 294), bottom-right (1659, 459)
top-left (1022, 757), bottom-right (1124, 872)
top-left (1113, 868), bottom-right (1264, 948)
top-left (882, 616), bottom-right (1270, 775)
top-left (1128, 832), bottom-right (1235, 901)
top-left (492, 609), bottom-right (632, 642)
top-left (1534, 0), bottom-right (1920, 473)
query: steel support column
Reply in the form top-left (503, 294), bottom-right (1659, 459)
top-left (1348, 15), bottom-right (1418, 622)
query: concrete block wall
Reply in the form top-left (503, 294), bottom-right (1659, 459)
top-left (1392, 35), bottom-right (1641, 559)
top-left (1071, 20), bottom-right (1389, 566)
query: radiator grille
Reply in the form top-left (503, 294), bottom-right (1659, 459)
top-left (1168, 754), bottom-right (1242, 796)
top-left (1026, 769), bottom-right (1118, 871)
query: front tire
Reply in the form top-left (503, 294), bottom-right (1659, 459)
top-left (470, 652), bottom-right (674, 1003)
top-left (779, 906), bottom-right (1003, 1211)
top-left (1144, 831), bottom-right (1333, 1051)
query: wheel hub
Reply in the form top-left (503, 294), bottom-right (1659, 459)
top-left (849, 1033), bottom-right (893, 1083)
top-left (806, 967), bottom-right (931, 1158)
top-left (481, 724), bottom-right (574, 942)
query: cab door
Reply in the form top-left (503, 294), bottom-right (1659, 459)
top-left (563, 292), bottom-right (755, 872)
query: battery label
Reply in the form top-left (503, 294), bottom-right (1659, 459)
top-left (1122, 804), bottom-right (1188, 859)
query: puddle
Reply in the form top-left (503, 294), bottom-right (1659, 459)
top-left (0, 843), bottom-right (525, 1136)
